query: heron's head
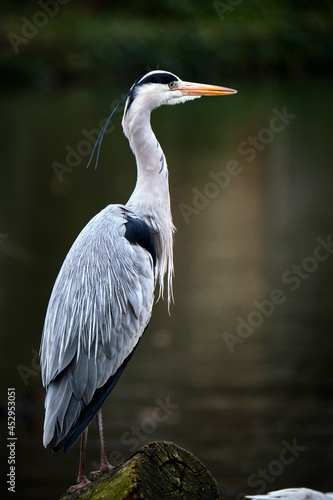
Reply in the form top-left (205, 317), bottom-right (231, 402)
top-left (87, 70), bottom-right (236, 170)
top-left (123, 70), bottom-right (237, 118)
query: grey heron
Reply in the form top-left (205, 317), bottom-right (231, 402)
top-left (40, 69), bottom-right (237, 490)
top-left (246, 489), bottom-right (333, 500)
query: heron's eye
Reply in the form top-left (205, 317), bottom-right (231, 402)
top-left (168, 82), bottom-right (176, 89)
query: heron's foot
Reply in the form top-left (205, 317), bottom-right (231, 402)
top-left (68, 476), bottom-right (90, 493)
top-left (90, 461), bottom-right (114, 480)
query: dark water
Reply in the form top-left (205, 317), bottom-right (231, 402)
top-left (1, 78), bottom-right (333, 499)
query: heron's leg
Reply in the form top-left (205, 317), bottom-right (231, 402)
top-left (91, 409), bottom-right (114, 478)
top-left (68, 429), bottom-right (90, 492)
top-left (96, 409), bottom-right (114, 473)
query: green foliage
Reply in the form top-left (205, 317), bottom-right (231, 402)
top-left (1, 0), bottom-right (333, 88)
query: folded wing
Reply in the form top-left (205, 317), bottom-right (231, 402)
top-left (40, 205), bottom-right (156, 452)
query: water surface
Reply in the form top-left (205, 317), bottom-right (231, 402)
top-left (0, 78), bottom-right (332, 499)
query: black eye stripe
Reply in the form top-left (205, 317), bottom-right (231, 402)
top-left (136, 72), bottom-right (179, 87)
top-left (125, 71), bottom-right (180, 115)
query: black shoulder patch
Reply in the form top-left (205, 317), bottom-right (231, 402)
top-left (124, 217), bottom-right (157, 268)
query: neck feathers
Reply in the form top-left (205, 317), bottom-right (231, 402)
top-left (122, 96), bottom-right (175, 309)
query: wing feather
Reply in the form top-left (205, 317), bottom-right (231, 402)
top-left (83, 356), bottom-right (98, 405)
top-left (40, 205), bottom-right (155, 450)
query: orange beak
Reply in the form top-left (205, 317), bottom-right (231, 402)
top-left (175, 81), bottom-right (237, 96)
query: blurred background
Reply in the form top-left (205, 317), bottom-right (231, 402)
top-left (1, 1), bottom-right (333, 499)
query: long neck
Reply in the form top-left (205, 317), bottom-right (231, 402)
top-left (123, 105), bottom-right (175, 307)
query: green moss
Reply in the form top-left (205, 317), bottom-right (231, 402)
top-left (60, 462), bottom-right (135, 500)
top-left (93, 465), bottom-right (134, 500)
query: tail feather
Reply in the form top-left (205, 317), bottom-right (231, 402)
top-left (44, 346), bottom-right (137, 452)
